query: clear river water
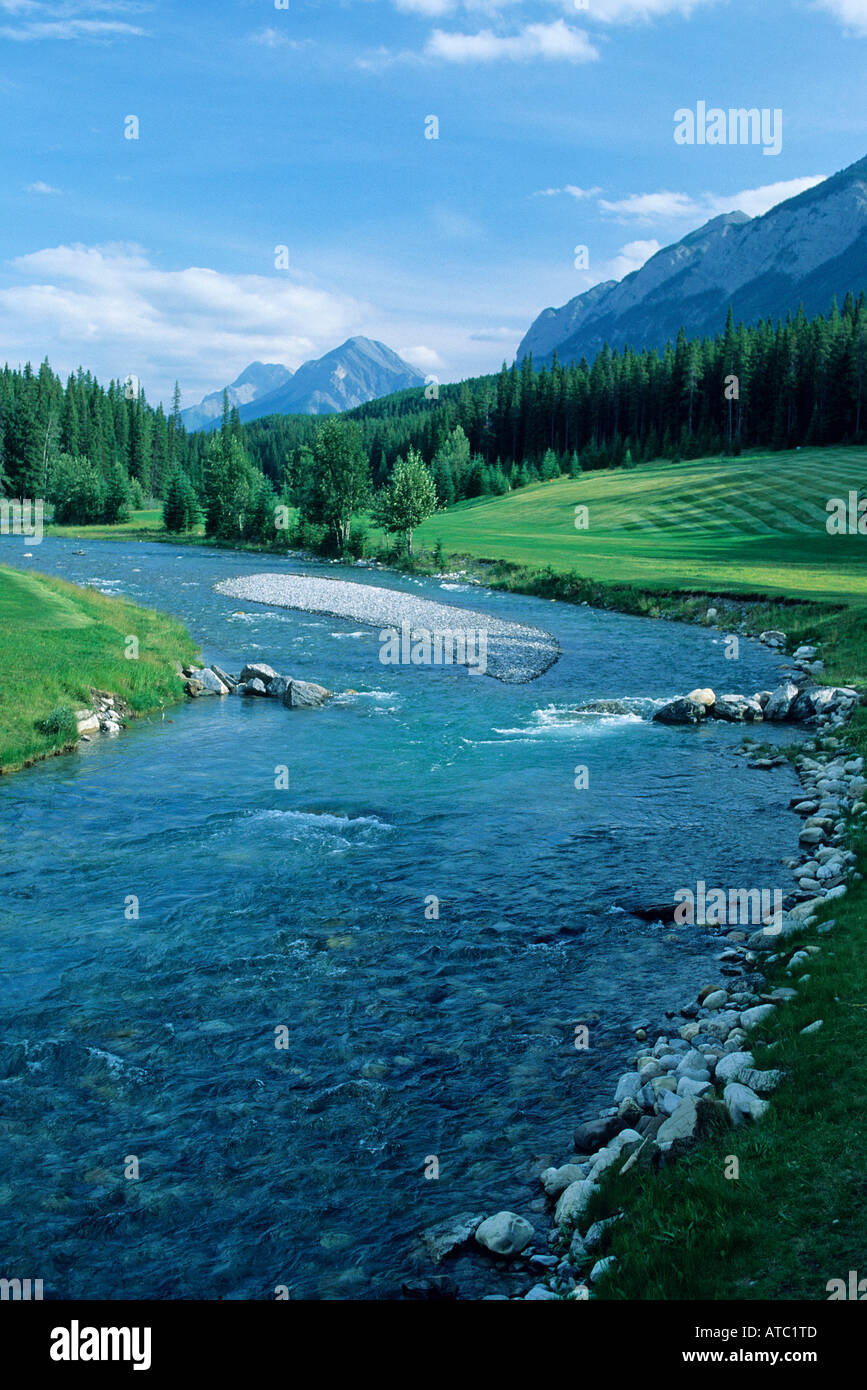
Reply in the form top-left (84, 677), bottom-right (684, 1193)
top-left (0, 537), bottom-right (805, 1299)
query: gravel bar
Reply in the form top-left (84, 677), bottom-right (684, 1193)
top-left (215, 573), bottom-right (560, 683)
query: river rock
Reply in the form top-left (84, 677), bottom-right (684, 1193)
top-left (705, 1010), bottom-right (741, 1040)
top-left (723, 1082), bottom-right (769, 1124)
top-left (614, 1072), bottom-right (642, 1102)
top-left (740, 1004), bottom-right (776, 1029)
top-left (243, 678), bottom-right (269, 697)
top-left (764, 682), bottom-right (799, 720)
top-left (524, 1284), bottom-right (558, 1300)
top-left (759, 630), bottom-right (786, 648)
top-left (196, 668), bottom-right (229, 696)
top-left (710, 694), bottom-right (764, 722)
top-left (656, 1097), bottom-right (700, 1151)
top-left (282, 680), bottom-right (332, 709)
top-left (573, 1116), bottom-right (621, 1151)
top-left (653, 697), bottom-right (707, 725)
top-left (583, 1215), bottom-right (623, 1250)
top-left (702, 989), bottom-right (728, 1010)
top-left (474, 1211), bottom-right (534, 1257)
top-left (738, 1067), bottom-right (785, 1093)
top-left (554, 1179), bottom-right (598, 1226)
top-left (540, 1164), bottom-right (585, 1198)
top-left (714, 1050), bottom-right (754, 1083)
top-left (240, 663), bottom-right (280, 686)
top-left (76, 711), bottom-right (100, 734)
top-left (799, 826), bottom-right (826, 845)
top-left (677, 1076), bottom-right (713, 1099)
top-left (422, 1212), bottom-right (485, 1262)
top-left (687, 688), bottom-right (716, 707)
top-left (210, 664), bottom-right (237, 690)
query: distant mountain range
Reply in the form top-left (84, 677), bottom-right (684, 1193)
top-left (518, 153), bottom-right (867, 368)
top-left (182, 337), bottom-right (425, 431)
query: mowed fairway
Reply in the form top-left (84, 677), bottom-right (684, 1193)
top-left (416, 447), bottom-right (867, 603)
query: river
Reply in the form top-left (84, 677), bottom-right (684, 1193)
top-left (0, 537), bottom-right (805, 1298)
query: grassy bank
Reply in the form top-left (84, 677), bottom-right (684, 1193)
top-left (0, 565), bottom-right (199, 774)
top-left (588, 774), bottom-right (867, 1299)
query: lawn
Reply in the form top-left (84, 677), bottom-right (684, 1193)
top-left (0, 565), bottom-right (199, 773)
top-left (414, 447), bottom-right (867, 604)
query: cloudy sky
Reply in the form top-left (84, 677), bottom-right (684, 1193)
top-left (1, 0), bottom-right (865, 408)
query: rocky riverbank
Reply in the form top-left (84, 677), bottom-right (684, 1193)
top-left (417, 635), bottom-right (867, 1301)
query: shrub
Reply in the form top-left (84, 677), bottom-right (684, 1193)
top-left (35, 705), bottom-right (77, 740)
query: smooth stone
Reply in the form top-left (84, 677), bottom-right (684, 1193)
top-left (475, 1212), bottom-right (534, 1257)
top-left (714, 1051), bottom-right (754, 1083)
top-left (740, 1005), bottom-right (776, 1029)
top-left (724, 1082), bottom-right (769, 1124)
top-left (540, 1164), bottom-right (585, 1198)
top-left (555, 1180), bottom-right (598, 1226)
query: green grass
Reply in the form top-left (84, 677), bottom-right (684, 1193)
top-left (0, 565), bottom-right (199, 773)
top-left (48, 508), bottom-right (193, 542)
top-left (413, 447), bottom-right (867, 604)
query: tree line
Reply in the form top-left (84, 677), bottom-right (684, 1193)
top-left (1, 293), bottom-right (865, 539)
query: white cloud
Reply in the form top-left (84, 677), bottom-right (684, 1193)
top-left (0, 1), bottom-right (148, 39)
top-left (534, 184), bottom-right (603, 199)
top-left (398, 344), bottom-right (443, 369)
top-left (563, 0), bottom-right (717, 21)
top-left (813, 0), bottom-right (867, 37)
top-left (604, 238), bottom-right (662, 278)
top-left (426, 19), bottom-right (598, 62)
top-left (469, 325), bottom-right (526, 340)
top-left (599, 189), bottom-right (701, 219)
top-left (0, 243), bottom-right (366, 407)
top-left (599, 175), bottom-right (826, 222)
top-left (389, 0), bottom-right (719, 21)
top-left (248, 27), bottom-right (307, 50)
top-left (25, 180), bottom-right (61, 194)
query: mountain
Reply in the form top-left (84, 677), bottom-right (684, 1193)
top-left (518, 154), bottom-right (867, 367)
top-left (237, 337), bottom-right (426, 421)
top-left (180, 361), bottom-right (294, 432)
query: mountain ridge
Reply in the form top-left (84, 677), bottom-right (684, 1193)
top-left (518, 154), bottom-right (867, 367)
top-left (183, 337), bottom-right (425, 430)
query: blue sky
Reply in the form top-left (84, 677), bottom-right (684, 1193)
top-left (1, 0), bottom-right (866, 409)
